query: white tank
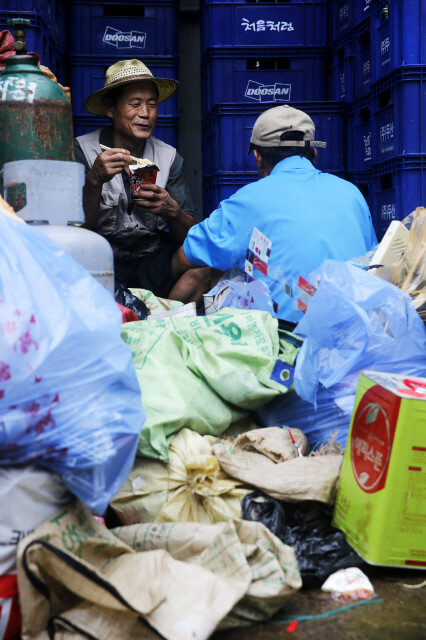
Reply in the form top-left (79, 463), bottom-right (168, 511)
top-left (3, 159), bottom-right (114, 295)
top-left (34, 223), bottom-right (115, 295)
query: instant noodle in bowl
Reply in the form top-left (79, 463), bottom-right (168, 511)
top-left (129, 159), bottom-right (159, 198)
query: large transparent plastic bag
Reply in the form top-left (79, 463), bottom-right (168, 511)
top-left (294, 260), bottom-right (426, 405)
top-left (0, 214), bottom-right (145, 514)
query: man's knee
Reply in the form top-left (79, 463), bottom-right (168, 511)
top-left (169, 267), bottom-right (211, 304)
top-left (183, 266), bottom-right (211, 288)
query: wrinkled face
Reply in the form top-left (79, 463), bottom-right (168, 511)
top-left (105, 80), bottom-right (159, 143)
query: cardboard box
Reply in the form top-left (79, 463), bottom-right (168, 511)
top-left (333, 370), bottom-right (426, 568)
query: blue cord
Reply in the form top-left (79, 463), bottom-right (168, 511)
top-left (269, 597), bottom-right (384, 624)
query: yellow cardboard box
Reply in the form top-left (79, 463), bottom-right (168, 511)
top-left (333, 370), bottom-right (426, 568)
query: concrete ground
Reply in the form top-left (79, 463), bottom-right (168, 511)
top-left (213, 569), bottom-right (426, 640)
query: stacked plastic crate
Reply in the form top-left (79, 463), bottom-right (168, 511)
top-left (0, 0), bottom-right (68, 82)
top-left (331, 0), bottom-right (375, 220)
top-left (68, 0), bottom-right (179, 146)
top-left (200, 0), bottom-right (346, 218)
top-left (339, 0), bottom-right (426, 239)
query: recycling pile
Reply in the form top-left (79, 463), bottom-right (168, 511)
top-left (1, 201), bottom-right (425, 640)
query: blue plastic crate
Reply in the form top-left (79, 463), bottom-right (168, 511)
top-left (69, 0), bottom-right (178, 57)
top-left (354, 0), bottom-right (375, 27)
top-left (347, 98), bottom-right (372, 173)
top-left (372, 155), bottom-right (426, 239)
top-left (202, 171), bottom-right (257, 218)
top-left (372, 66), bottom-right (426, 163)
top-left (47, 46), bottom-right (66, 84)
top-left (0, 1), bottom-right (51, 30)
top-left (201, 46), bottom-right (327, 115)
top-left (354, 19), bottom-right (373, 98)
top-left (331, 36), bottom-right (354, 102)
top-left (0, 12), bottom-right (52, 65)
top-left (73, 114), bottom-right (110, 138)
top-left (372, 0), bottom-right (426, 82)
top-left (332, 0), bottom-right (375, 39)
top-left (73, 114), bottom-right (178, 149)
top-left (331, 0), bottom-right (354, 42)
top-left (53, 0), bottom-right (67, 52)
top-left (346, 170), bottom-right (374, 221)
top-left (0, 2), bottom-right (66, 50)
top-left (201, 0), bottom-right (327, 51)
top-left (70, 55), bottom-right (179, 118)
top-left (202, 102), bottom-right (346, 176)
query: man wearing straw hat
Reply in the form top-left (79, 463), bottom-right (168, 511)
top-left (172, 105), bottom-right (377, 322)
top-left (75, 59), bottom-right (209, 303)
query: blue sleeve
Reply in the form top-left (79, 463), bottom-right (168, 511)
top-left (183, 193), bottom-right (247, 270)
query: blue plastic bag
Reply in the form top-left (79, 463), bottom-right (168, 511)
top-left (256, 378), bottom-right (357, 449)
top-left (294, 260), bottom-right (426, 404)
top-left (205, 271), bottom-right (277, 316)
top-left (0, 215), bottom-right (145, 514)
top-left (258, 261), bottom-right (426, 449)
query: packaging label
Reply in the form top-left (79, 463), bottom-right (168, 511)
top-left (103, 26), bottom-right (146, 49)
top-left (270, 360), bottom-right (294, 388)
top-left (235, 7), bottom-right (302, 46)
top-left (296, 275), bottom-right (316, 314)
top-left (248, 227), bottom-right (272, 263)
top-left (334, 371), bottom-right (426, 567)
top-left (350, 385), bottom-right (400, 493)
top-left (244, 80), bottom-right (291, 103)
top-left (363, 131), bottom-right (372, 161)
top-left (129, 165), bottom-right (157, 197)
top-left (396, 378), bottom-right (426, 399)
top-left (245, 228), bottom-right (271, 277)
top-left (363, 371), bottom-right (426, 399)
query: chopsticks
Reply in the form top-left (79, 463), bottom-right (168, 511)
top-left (99, 143), bottom-right (156, 167)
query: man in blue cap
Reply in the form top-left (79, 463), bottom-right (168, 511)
top-left (172, 105), bottom-right (377, 322)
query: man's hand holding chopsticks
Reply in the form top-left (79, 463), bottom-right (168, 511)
top-left (89, 147), bottom-right (131, 187)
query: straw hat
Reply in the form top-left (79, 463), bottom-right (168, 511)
top-left (83, 59), bottom-right (178, 115)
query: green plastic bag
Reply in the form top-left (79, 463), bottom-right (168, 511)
top-left (121, 309), bottom-right (300, 461)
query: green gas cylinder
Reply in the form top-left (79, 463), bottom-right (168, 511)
top-left (0, 19), bottom-right (74, 168)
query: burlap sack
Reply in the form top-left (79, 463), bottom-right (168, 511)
top-left (224, 426), bottom-right (309, 461)
top-left (17, 501), bottom-right (301, 639)
top-left (114, 519), bottom-right (301, 626)
top-left (213, 427), bottom-right (343, 505)
top-left (17, 501), bottom-right (249, 640)
top-left (110, 428), bottom-right (252, 525)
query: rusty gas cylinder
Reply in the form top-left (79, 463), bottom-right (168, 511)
top-left (0, 21), bottom-right (74, 168)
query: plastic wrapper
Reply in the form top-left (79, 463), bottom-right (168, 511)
top-left (129, 162), bottom-right (158, 197)
top-left (242, 491), bottom-right (366, 588)
top-left (0, 214), bottom-right (145, 514)
top-left (114, 282), bottom-right (150, 320)
top-left (321, 567), bottom-right (375, 602)
top-left (256, 379), bottom-right (356, 449)
top-left (204, 271), bottom-right (276, 316)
